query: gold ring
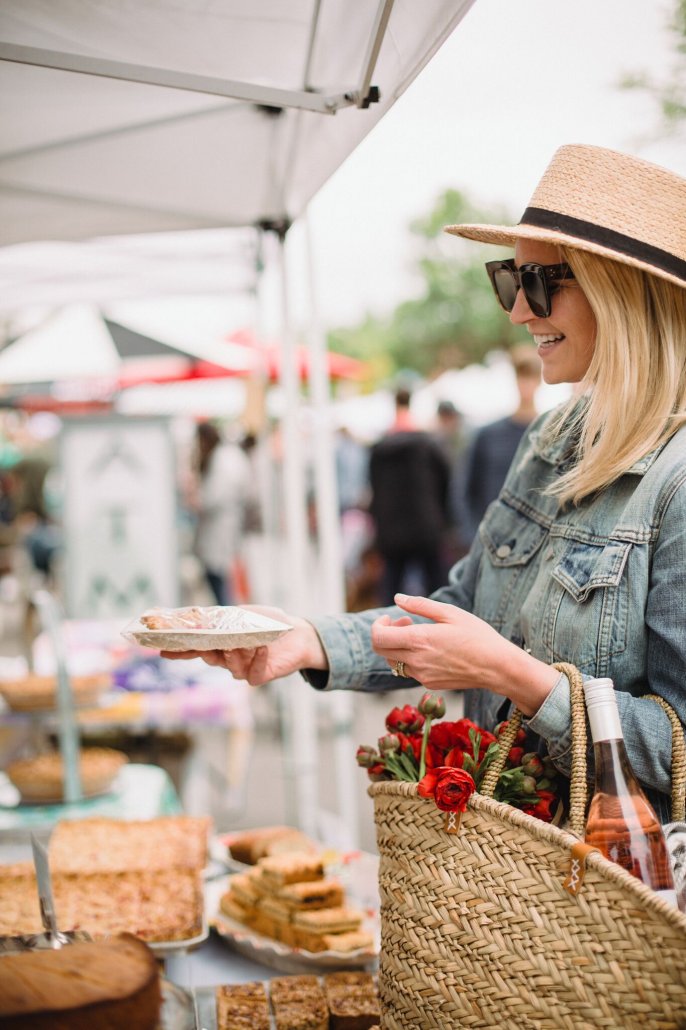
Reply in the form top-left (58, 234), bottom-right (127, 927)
top-left (391, 660), bottom-right (406, 678)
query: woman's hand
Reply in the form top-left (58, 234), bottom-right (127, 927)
top-left (161, 606), bottom-right (328, 686)
top-left (371, 593), bottom-right (558, 716)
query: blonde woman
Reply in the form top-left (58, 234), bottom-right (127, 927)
top-left (166, 145), bottom-right (686, 820)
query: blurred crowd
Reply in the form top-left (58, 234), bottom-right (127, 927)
top-left (0, 345), bottom-right (543, 629)
top-left (335, 344), bottom-right (542, 611)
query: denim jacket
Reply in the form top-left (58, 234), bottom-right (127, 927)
top-left (309, 405), bottom-right (686, 823)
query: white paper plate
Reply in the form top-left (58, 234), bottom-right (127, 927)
top-left (124, 607), bottom-right (292, 652)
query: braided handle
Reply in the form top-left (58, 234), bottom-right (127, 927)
top-left (643, 693), bottom-right (686, 821)
top-left (553, 661), bottom-right (588, 837)
top-left (479, 708), bottom-right (523, 798)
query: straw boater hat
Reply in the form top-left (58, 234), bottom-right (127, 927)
top-left (445, 144), bottom-right (686, 290)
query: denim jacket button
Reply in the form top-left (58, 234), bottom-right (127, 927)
top-left (496, 544), bottom-right (512, 558)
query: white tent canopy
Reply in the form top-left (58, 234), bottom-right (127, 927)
top-left (0, 0), bottom-right (473, 247)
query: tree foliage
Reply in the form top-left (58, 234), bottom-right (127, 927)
top-left (620, 0), bottom-right (686, 136)
top-left (328, 189), bottom-right (524, 379)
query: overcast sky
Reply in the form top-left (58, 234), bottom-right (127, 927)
top-left (294, 0), bottom-right (684, 330)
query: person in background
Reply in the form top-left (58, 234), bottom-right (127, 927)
top-left (369, 387), bottom-right (450, 604)
top-left (165, 144), bottom-right (686, 824)
top-left (192, 421), bottom-right (252, 606)
top-left (461, 344), bottom-right (541, 542)
top-left (433, 399), bottom-right (470, 568)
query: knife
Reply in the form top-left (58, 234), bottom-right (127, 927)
top-left (30, 834), bottom-right (71, 948)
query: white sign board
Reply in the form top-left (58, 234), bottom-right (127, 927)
top-left (60, 416), bottom-right (179, 619)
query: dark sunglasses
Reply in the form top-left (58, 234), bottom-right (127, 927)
top-left (485, 258), bottom-right (576, 318)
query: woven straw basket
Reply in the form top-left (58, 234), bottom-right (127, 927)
top-left (369, 664), bottom-right (686, 1029)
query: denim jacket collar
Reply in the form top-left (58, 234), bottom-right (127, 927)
top-left (529, 405), bottom-right (667, 477)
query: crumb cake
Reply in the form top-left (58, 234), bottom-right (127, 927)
top-left (5, 748), bottom-right (127, 803)
top-left (49, 815), bottom-right (210, 873)
top-left (270, 975), bottom-right (328, 1030)
top-left (0, 933), bottom-right (160, 1030)
top-left (0, 865), bottom-right (203, 942)
top-left (215, 981), bottom-right (270, 1030)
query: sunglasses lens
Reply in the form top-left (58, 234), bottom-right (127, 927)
top-left (492, 267), bottom-right (518, 311)
top-left (521, 269), bottom-right (549, 318)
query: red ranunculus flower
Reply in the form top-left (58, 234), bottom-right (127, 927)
top-left (367, 762), bottom-right (390, 782)
top-left (418, 766), bottom-right (476, 812)
top-left (428, 720), bottom-right (466, 754)
top-left (433, 767), bottom-right (476, 812)
top-left (385, 704), bottom-right (424, 734)
top-left (522, 789), bottom-right (557, 823)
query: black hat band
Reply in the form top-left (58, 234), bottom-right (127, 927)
top-left (521, 206), bottom-right (686, 284)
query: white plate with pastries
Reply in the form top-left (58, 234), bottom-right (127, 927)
top-left (205, 848), bottom-right (380, 976)
top-left (123, 606), bottom-right (292, 652)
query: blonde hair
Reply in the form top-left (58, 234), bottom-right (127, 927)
top-left (543, 247), bottom-right (686, 506)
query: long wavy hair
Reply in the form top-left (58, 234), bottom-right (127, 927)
top-left (542, 247), bottom-right (686, 506)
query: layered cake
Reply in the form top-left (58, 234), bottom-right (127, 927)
top-left (0, 933), bottom-right (160, 1030)
top-left (218, 851), bottom-right (374, 954)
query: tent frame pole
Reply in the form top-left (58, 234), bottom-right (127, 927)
top-left (303, 212), bottom-right (359, 849)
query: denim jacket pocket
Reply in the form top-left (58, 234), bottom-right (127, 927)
top-left (549, 539), bottom-right (632, 672)
top-left (481, 501), bottom-right (548, 567)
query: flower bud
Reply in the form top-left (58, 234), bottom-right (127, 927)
top-left (521, 753), bottom-right (544, 778)
top-left (356, 745), bottom-right (379, 769)
top-left (521, 775), bottom-right (538, 795)
top-left (385, 704), bottom-right (425, 734)
top-left (367, 762), bottom-right (389, 782)
top-left (494, 721), bottom-right (509, 738)
top-left (418, 692), bottom-right (446, 718)
top-left (378, 733), bottom-right (401, 756)
top-left (507, 746), bottom-right (524, 767)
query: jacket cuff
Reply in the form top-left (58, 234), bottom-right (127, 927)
top-left (525, 670), bottom-right (573, 761)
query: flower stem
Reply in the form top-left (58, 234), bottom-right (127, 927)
top-left (418, 715), bottom-right (432, 780)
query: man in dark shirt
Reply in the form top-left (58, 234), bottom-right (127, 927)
top-left (369, 388), bottom-right (450, 604)
top-left (462, 346), bottom-right (541, 542)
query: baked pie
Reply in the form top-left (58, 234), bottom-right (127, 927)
top-left (5, 747), bottom-right (127, 803)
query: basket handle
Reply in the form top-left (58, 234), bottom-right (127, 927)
top-left (478, 661), bottom-right (686, 835)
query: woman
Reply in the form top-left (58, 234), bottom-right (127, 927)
top-left (167, 145), bottom-right (686, 821)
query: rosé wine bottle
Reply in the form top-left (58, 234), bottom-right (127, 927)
top-left (583, 678), bottom-right (678, 908)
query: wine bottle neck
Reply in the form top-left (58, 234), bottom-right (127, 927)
top-left (586, 695), bottom-right (623, 743)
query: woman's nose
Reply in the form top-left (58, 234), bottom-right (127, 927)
top-left (508, 286), bottom-right (535, 325)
